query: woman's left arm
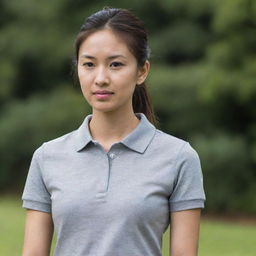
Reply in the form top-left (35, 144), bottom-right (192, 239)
top-left (170, 208), bottom-right (201, 256)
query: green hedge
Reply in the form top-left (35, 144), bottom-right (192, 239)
top-left (0, 86), bottom-right (90, 191)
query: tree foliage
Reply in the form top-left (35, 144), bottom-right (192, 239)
top-left (0, 0), bottom-right (255, 213)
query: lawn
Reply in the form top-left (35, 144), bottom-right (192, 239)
top-left (1, 195), bottom-right (255, 256)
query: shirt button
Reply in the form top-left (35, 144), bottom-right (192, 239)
top-left (109, 153), bottom-right (115, 159)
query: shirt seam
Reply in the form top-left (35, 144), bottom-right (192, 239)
top-left (172, 141), bottom-right (189, 181)
top-left (23, 199), bottom-right (51, 206)
top-left (170, 198), bottom-right (205, 204)
top-left (38, 142), bottom-right (51, 198)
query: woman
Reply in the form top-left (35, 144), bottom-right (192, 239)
top-left (22, 7), bottom-right (206, 256)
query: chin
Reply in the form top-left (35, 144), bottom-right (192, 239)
top-left (91, 105), bottom-right (118, 113)
top-left (90, 100), bottom-right (130, 114)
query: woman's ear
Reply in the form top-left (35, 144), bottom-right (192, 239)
top-left (137, 60), bottom-right (150, 85)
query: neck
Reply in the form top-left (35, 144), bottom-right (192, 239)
top-left (89, 109), bottom-right (140, 144)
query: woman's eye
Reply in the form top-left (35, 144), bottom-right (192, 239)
top-left (83, 62), bottom-right (94, 67)
top-left (110, 62), bottom-right (124, 68)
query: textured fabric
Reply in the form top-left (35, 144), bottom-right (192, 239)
top-left (21, 112), bottom-right (206, 256)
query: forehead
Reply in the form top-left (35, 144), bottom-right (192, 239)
top-left (79, 29), bottom-right (133, 57)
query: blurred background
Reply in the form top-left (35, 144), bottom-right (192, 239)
top-left (0, 0), bottom-right (255, 255)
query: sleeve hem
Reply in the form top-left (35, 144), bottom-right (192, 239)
top-left (22, 200), bottom-right (51, 213)
top-left (169, 199), bottom-right (205, 212)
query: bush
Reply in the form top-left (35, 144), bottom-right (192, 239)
top-left (191, 133), bottom-right (255, 213)
top-left (0, 86), bottom-right (90, 191)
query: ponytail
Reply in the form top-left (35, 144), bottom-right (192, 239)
top-left (132, 83), bottom-right (158, 127)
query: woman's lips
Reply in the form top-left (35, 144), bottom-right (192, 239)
top-left (93, 92), bottom-right (114, 100)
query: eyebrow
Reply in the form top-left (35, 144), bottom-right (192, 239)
top-left (80, 54), bottom-right (126, 60)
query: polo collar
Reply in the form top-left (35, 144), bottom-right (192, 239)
top-left (75, 113), bottom-right (156, 153)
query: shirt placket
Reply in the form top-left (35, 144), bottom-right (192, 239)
top-left (93, 141), bottom-right (117, 202)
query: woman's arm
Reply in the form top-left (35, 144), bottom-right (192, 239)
top-left (22, 209), bottom-right (54, 256)
top-left (170, 208), bottom-right (201, 256)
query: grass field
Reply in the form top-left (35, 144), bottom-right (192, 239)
top-left (1, 195), bottom-right (256, 256)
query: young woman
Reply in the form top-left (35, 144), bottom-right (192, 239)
top-left (22, 7), bottom-right (205, 256)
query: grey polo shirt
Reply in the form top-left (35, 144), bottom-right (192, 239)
top-left (22, 112), bottom-right (205, 256)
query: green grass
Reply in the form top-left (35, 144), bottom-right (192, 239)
top-left (1, 195), bottom-right (256, 256)
top-left (199, 220), bottom-right (256, 256)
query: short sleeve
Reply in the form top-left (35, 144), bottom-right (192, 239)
top-left (21, 144), bottom-right (52, 213)
top-left (169, 142), bottom-right (206, 212)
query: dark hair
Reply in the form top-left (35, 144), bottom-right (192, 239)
top-left (73, 7), bottom-right (158, 125)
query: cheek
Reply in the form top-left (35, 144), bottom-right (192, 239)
top-left (78, 71), bottom-right (91, 89)
top-left (77, 68), bottom-right (86, 83)
top-left (77, 71), bottom-right (91, 99)
top-left (117, 67), bottom-right (138, 85)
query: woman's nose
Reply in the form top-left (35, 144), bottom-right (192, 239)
top-left (95, 66), bottom-right (110, 86)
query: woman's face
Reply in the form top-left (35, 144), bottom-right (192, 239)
top-left (77, 29), bottom-right (149, 114)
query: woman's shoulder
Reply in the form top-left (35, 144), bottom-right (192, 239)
top-left (35, 129), bottom-right (79, 155)
top-left (154, 128), bottom-right (198, 159)
top-left (155, 128), bottom-right (187, 147)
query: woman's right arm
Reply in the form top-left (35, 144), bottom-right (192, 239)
top-left (22, 209), bottom-right (54, 256)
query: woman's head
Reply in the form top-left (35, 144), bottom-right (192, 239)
top-left (74, 7), bottom-right (157, 125)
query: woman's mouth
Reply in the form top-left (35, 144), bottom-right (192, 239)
top-left (93, 91), bottom-right (114, 100)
